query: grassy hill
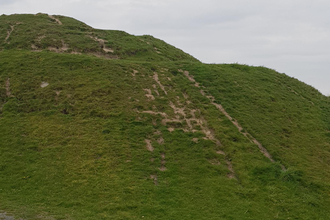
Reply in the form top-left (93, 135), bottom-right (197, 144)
top-left (0, 14), bottom-right (330, 220)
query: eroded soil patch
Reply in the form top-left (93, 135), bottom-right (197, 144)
top-left (48, 15), bottom-right (62, 25)
top-left (145, 139), bottom-right (154, 152)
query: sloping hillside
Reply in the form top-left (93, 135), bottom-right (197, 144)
top-left (0, 14), bottom-right (330, 220)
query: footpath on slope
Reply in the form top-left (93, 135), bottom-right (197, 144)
top-left (48, 15), bottom-right (62, 25)
top-left (179, 69), bottom-right (286, 170)
top-left (4, 23), bottom-right (22, 44)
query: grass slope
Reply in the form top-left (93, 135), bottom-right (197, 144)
top-left (0, 14), bottom-right (330, 220)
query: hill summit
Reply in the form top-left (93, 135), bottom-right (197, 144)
top-left (0, 14), bottom-right (330, 220)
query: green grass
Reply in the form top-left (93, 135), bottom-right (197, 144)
top-left (0, 14), bottom-right (330, 219)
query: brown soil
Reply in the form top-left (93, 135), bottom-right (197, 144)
top-left (145, 139), bottom-right (154, 152)
top-left (153, 72), bottom-right (167, 95)
top-left (178, 69), bottom-right (200, 87)
top-left (40, 82), bottom-right (49, 88)
top-left (192, 138), bottom-right (199, 143)
top-left (48, 15), bottom-right (62, 25)
top-left (216, 150), bottom-right (226, 155)
top-left (154, 47), bottom-right (161, 54)
top-left (143, 89), bottom-right (155, 100)
top-left (132, 70), bottom-right (139, 76)
top-left (169, 101), bottom-right (186, 117)
top-left (4, 25), bottom-right (14, 44)
top-left (157, 137), bottom-right (164, 145)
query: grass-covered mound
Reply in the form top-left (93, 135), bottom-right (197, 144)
top-left (0, 14), bottom-right (330, 220)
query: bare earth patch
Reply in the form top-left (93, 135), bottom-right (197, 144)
top-left (5, 78), bottom-right (11, 97)
top-left (216, 150), bottom-right (226, 155)
top-left (157, 137), bottom-right (164, 145)
top-left (40, 82), bottom-right (49, 88)
top-left (178, 69), bottom-right (200, 87)
top-left (145, 139), bottom-right (154, 152)
top-left (143, 89), bottom-right (155, 100)
top-left (192, 138), bottom-right (199, 143)
top-left (4, 24), bottom-right (17, 44)
top-left (132, 69), bottom-right (139, 76)
top-left (153, 72), bottom-right (167, 95)
top-left (48, 15), bottom-right (62, 25)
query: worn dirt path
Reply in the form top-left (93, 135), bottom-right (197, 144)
top-left (181, 70), bottom-right (286, 170)
top-left (4, 25), bottom-right (14, 43)
top-left (48, 15), bottom-right (62, 25)
top-left (5, 78), bottom-right (11, 97)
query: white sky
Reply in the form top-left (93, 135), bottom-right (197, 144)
top-left (2, 0), bottom-right (330, 95)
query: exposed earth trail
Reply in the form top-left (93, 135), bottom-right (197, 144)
top-left (180, 70), bottom-right (286, 170)
top-left (48, 15), bottom-right (62, 25)
top-left (4, 25), bottom-right (14, 43)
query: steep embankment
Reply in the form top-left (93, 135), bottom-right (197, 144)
top-left (0, 14), bottom-right (330, 220)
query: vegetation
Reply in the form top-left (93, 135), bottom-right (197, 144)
top-left (0, 14), bottom-right (330, 219)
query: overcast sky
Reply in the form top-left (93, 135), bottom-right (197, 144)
top-left (2, 0), bottom-right (330, 95)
